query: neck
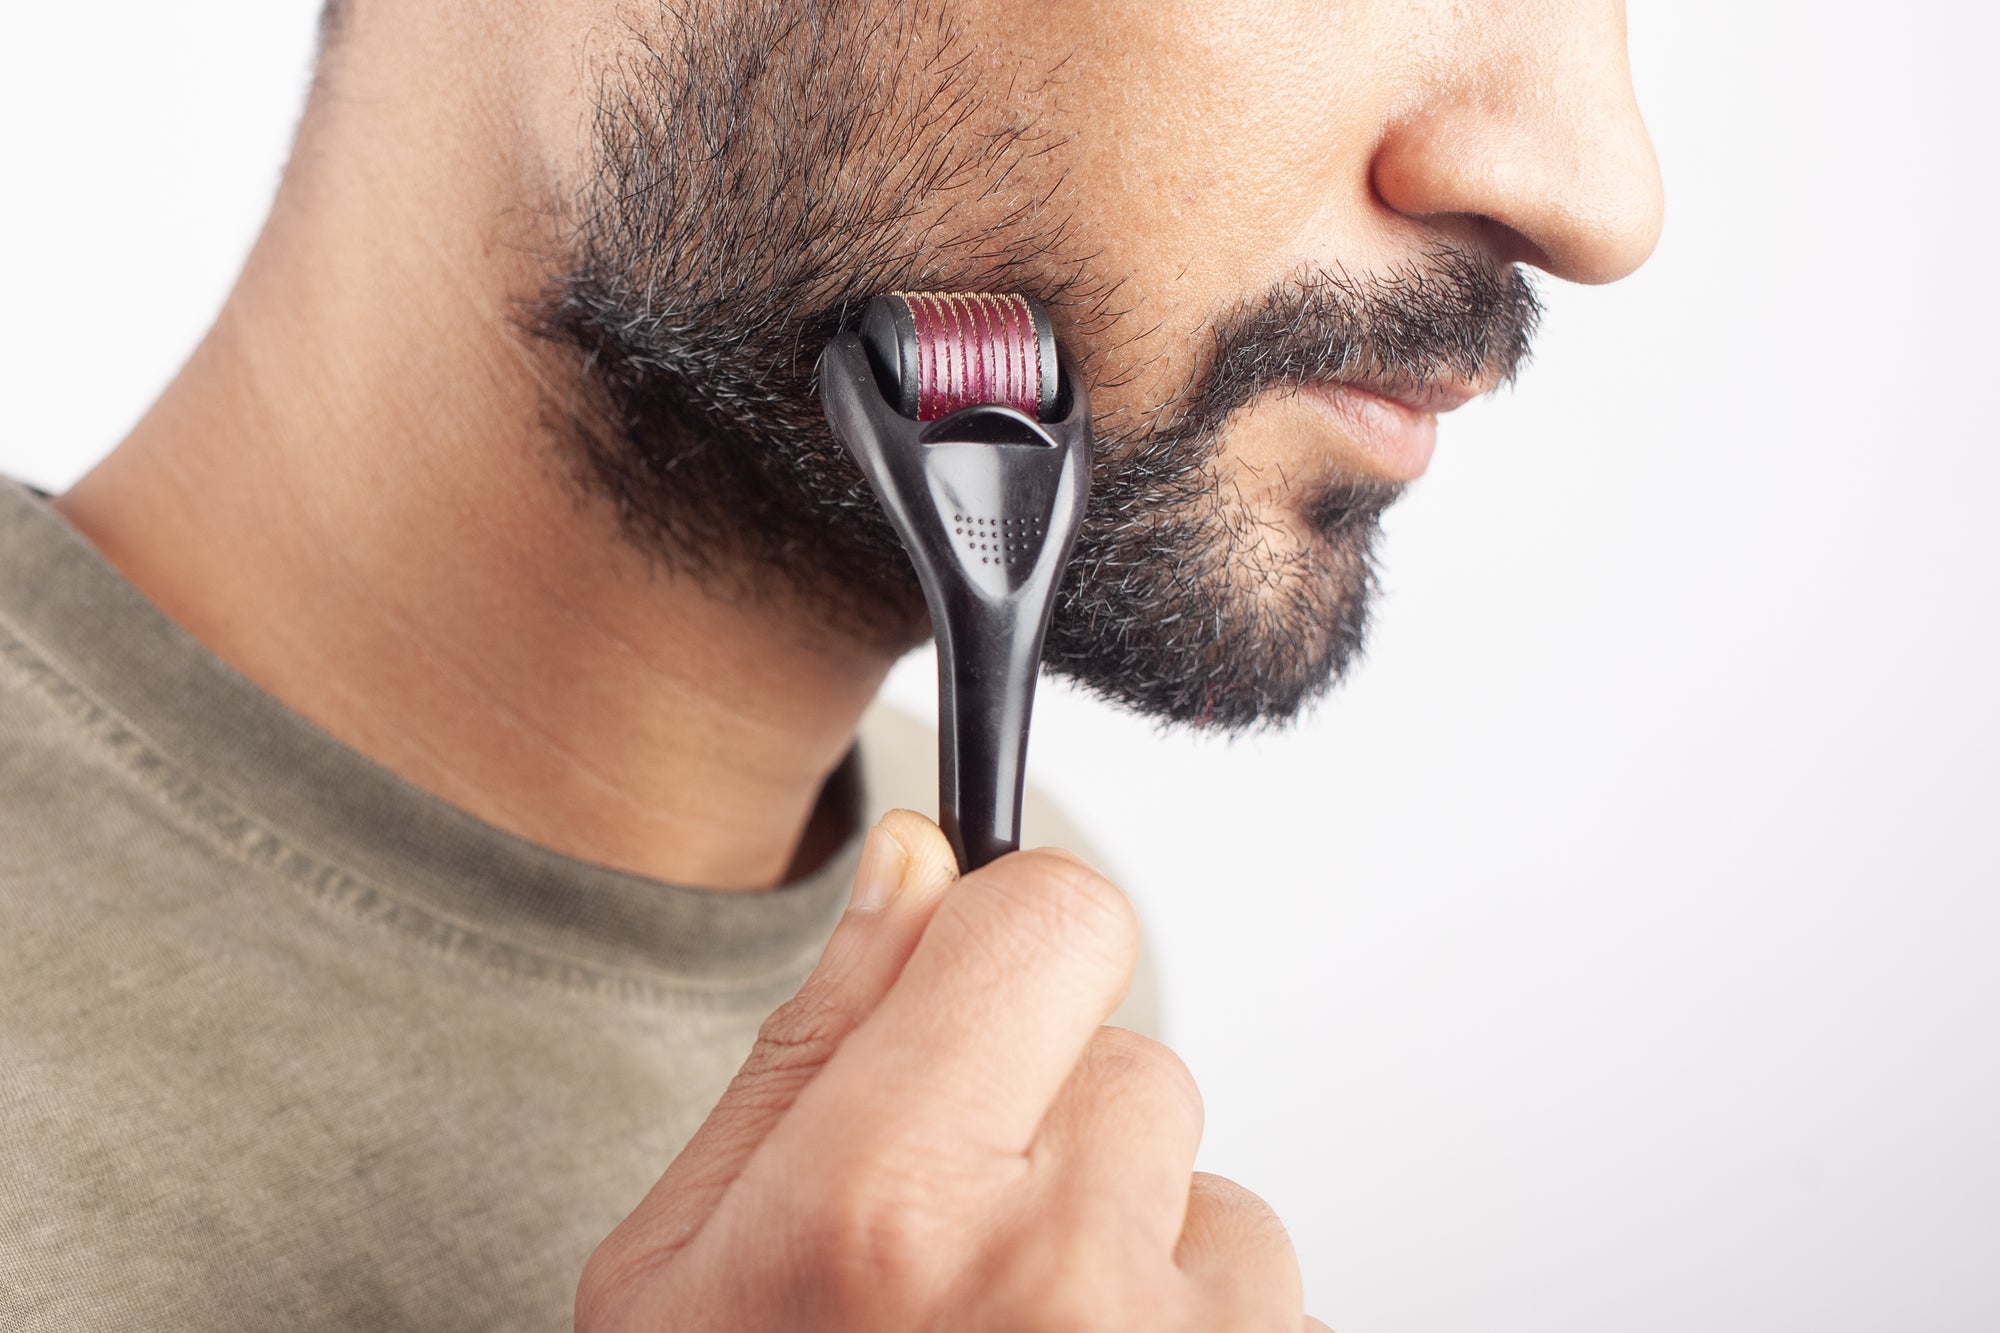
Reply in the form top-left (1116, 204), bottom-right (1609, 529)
top-left (55, 23), bottom-right (897, 890)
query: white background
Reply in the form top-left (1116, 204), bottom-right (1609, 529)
top-left (4, 2), bottom-right (1996, 1329)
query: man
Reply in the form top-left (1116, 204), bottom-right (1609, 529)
top-left (0, 0), bottom-right (1660, 1327)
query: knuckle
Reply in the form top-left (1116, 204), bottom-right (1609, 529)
top-left (1189, 1171), bottom-right (1296, 1253)
top-left (744, 990), bottom-right (858, 1083)
top-left (1026, 1274), bottom-right (1125, 1332)
top-left (573, 1232), bottom-right (657, 1330)
top-left (993, 1232), bottom-right (1164, 1333)
top-left (573, 1247), bottom-right (616, 1324)
top-left (979, 849), bottom-right (1140, 975)
top-left (786, 1161), bottom-right (950, 1317)
top-left (1087, 1027), bottom-right (1204, 1121)
top-left (1193, 1170), bottom-right (1279, 1221)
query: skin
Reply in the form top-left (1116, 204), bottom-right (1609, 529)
top-left (52, 0), bottom-right (1660, 1323)
top-left (580, 811), bottom-right (1335, 1331)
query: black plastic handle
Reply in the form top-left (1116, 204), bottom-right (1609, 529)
top-left (818, 333), bottom-right (1092, 871)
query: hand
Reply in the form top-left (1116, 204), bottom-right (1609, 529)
top-left (576, 810), bottom-right (1331, 1332)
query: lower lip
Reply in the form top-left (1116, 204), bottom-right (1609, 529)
top-left (1297, 382), bottom-right (1439, 482)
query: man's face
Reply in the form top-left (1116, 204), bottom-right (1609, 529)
top-left (532, 0), bottom-right (1661, 728)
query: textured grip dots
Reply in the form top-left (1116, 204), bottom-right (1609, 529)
top-left (859, 291), bottom-right (1059, 423)
top-left (818, 294), bottom-right (1092, 872)
top-left (953, 513), bottom-right (1048, 567)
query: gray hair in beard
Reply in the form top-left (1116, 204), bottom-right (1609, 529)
top-left (527, 0), bottom-right (1540, 730)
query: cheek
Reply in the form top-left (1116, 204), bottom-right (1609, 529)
top-left (964, 4), bottom-right (1372, 277)
top-left (949, 0), bottom-right (1399, 402)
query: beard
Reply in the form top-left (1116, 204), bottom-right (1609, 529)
top-left (528, 0), bottom-right (1540, 731)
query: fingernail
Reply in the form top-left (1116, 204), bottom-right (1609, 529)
top-left (849, 821), bottom-right (910, 913)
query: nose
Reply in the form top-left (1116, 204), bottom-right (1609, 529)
top-left (1370, 1), bottom-right (1666, 285)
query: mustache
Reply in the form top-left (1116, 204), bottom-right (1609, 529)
top-left (1170, 246), bottom-right (1542, 436)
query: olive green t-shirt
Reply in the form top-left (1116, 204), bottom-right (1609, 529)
top-left (0, 478), bottom-right (861, 1330)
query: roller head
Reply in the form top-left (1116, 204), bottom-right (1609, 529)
top-left (859, 291), bottom-right (1060, 423)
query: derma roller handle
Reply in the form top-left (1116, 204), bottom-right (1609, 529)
top-left (818, 294), bottom-right (1091, 871)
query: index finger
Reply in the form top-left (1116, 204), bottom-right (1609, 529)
top-left (770, 846), bottom-right (1140, 1161)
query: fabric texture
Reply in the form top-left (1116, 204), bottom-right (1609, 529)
top-left (0, 477), bottom-right (859, 1330)
top-left (0, 476), bottom-right (1159, 1330)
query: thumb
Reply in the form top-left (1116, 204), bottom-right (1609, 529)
top-left (609, 810), bottom-right (958, 1252)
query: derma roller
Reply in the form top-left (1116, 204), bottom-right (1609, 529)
top-left (818, 292), bottom-right (1091, 871)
